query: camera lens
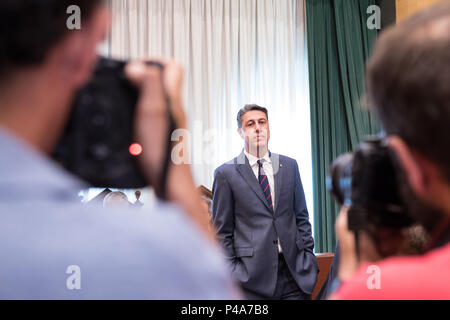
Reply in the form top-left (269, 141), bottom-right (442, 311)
top-left (89, 144), bottom-right (110, 161)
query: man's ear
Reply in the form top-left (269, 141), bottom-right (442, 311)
top-left (237, 127), bottom-right (244, 139)
top-left (388, 136), bottom-right (427, 197)
top-left (52, 6), bottom-right (111, 89)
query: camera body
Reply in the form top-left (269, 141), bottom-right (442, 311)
top-left (53, 57), bottom-right (147, 189)
top-left (327, 137), bottom-right (414, 232)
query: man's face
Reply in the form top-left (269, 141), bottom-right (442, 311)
top-left (239, 110), bottom-right (270, 154)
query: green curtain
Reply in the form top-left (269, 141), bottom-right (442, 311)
top-left (306, 0), bottom-right (380, 253)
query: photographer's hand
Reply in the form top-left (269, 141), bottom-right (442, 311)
top-left (125, 60), bottom-right (217, 243)
top-left (335, 206), bottom-right (359, 281)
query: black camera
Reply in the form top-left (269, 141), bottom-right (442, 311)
top-left (327, 137), bottom-right (414, 232)
top-left (53, 57), bottom-right (173, 191)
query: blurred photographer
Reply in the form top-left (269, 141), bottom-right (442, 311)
top-left (0, 0), bottom-right (237, 299)
top-left (331, 3), bottom-right (450, 299)
top-left (318, 138), bottom-right (429, 299)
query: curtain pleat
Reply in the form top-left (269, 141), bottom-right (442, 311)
top-left (306, 0), bottom-right (380, 253)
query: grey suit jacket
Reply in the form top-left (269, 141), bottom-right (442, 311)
top-left (212, 151), bottom-right (318, 297)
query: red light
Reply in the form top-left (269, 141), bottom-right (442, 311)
top-left (129, 143), bottom-right (143, 156)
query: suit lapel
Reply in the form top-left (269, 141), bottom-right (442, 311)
top-left (271, 153), bottom-right (283, 214)
top-left (235, 151), bottom-right (273, 212)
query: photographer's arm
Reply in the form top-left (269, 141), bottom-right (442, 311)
top-left (126, 61), bottom-right (217, 243)
top-left (335, 207), bottom-right (359, 281)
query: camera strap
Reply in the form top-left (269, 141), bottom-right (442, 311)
top-left (157, 98), bottom-right (177, 200)
top-left (354, 231), bottom-right (362, 262)
top-left (146, 61), bottom-right (176, 200)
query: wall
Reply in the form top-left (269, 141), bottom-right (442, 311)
top-left (396, 0), bottom-right (444, 22)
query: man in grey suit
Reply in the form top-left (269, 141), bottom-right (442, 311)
top-left (212, 104), bottom-right (318, 300)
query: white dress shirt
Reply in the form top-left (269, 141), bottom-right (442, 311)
top-left (244, 150), bottom-right (282, 253)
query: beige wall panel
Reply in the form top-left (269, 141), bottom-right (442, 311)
top-left (396, 0), bottom-right (445, 23)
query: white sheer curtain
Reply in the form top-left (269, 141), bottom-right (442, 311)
top-left (101, 0), bottom-right (313, 219)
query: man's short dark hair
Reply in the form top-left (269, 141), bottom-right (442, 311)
top-left (366, 3), bottom-right (450, 181)
top-left (237, 104), bottom-right (269, 128)
top-left (0, 0), bottom-right (102, 78)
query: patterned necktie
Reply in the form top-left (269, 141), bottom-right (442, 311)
top-left (257, 160), bottom-right (273, 209)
